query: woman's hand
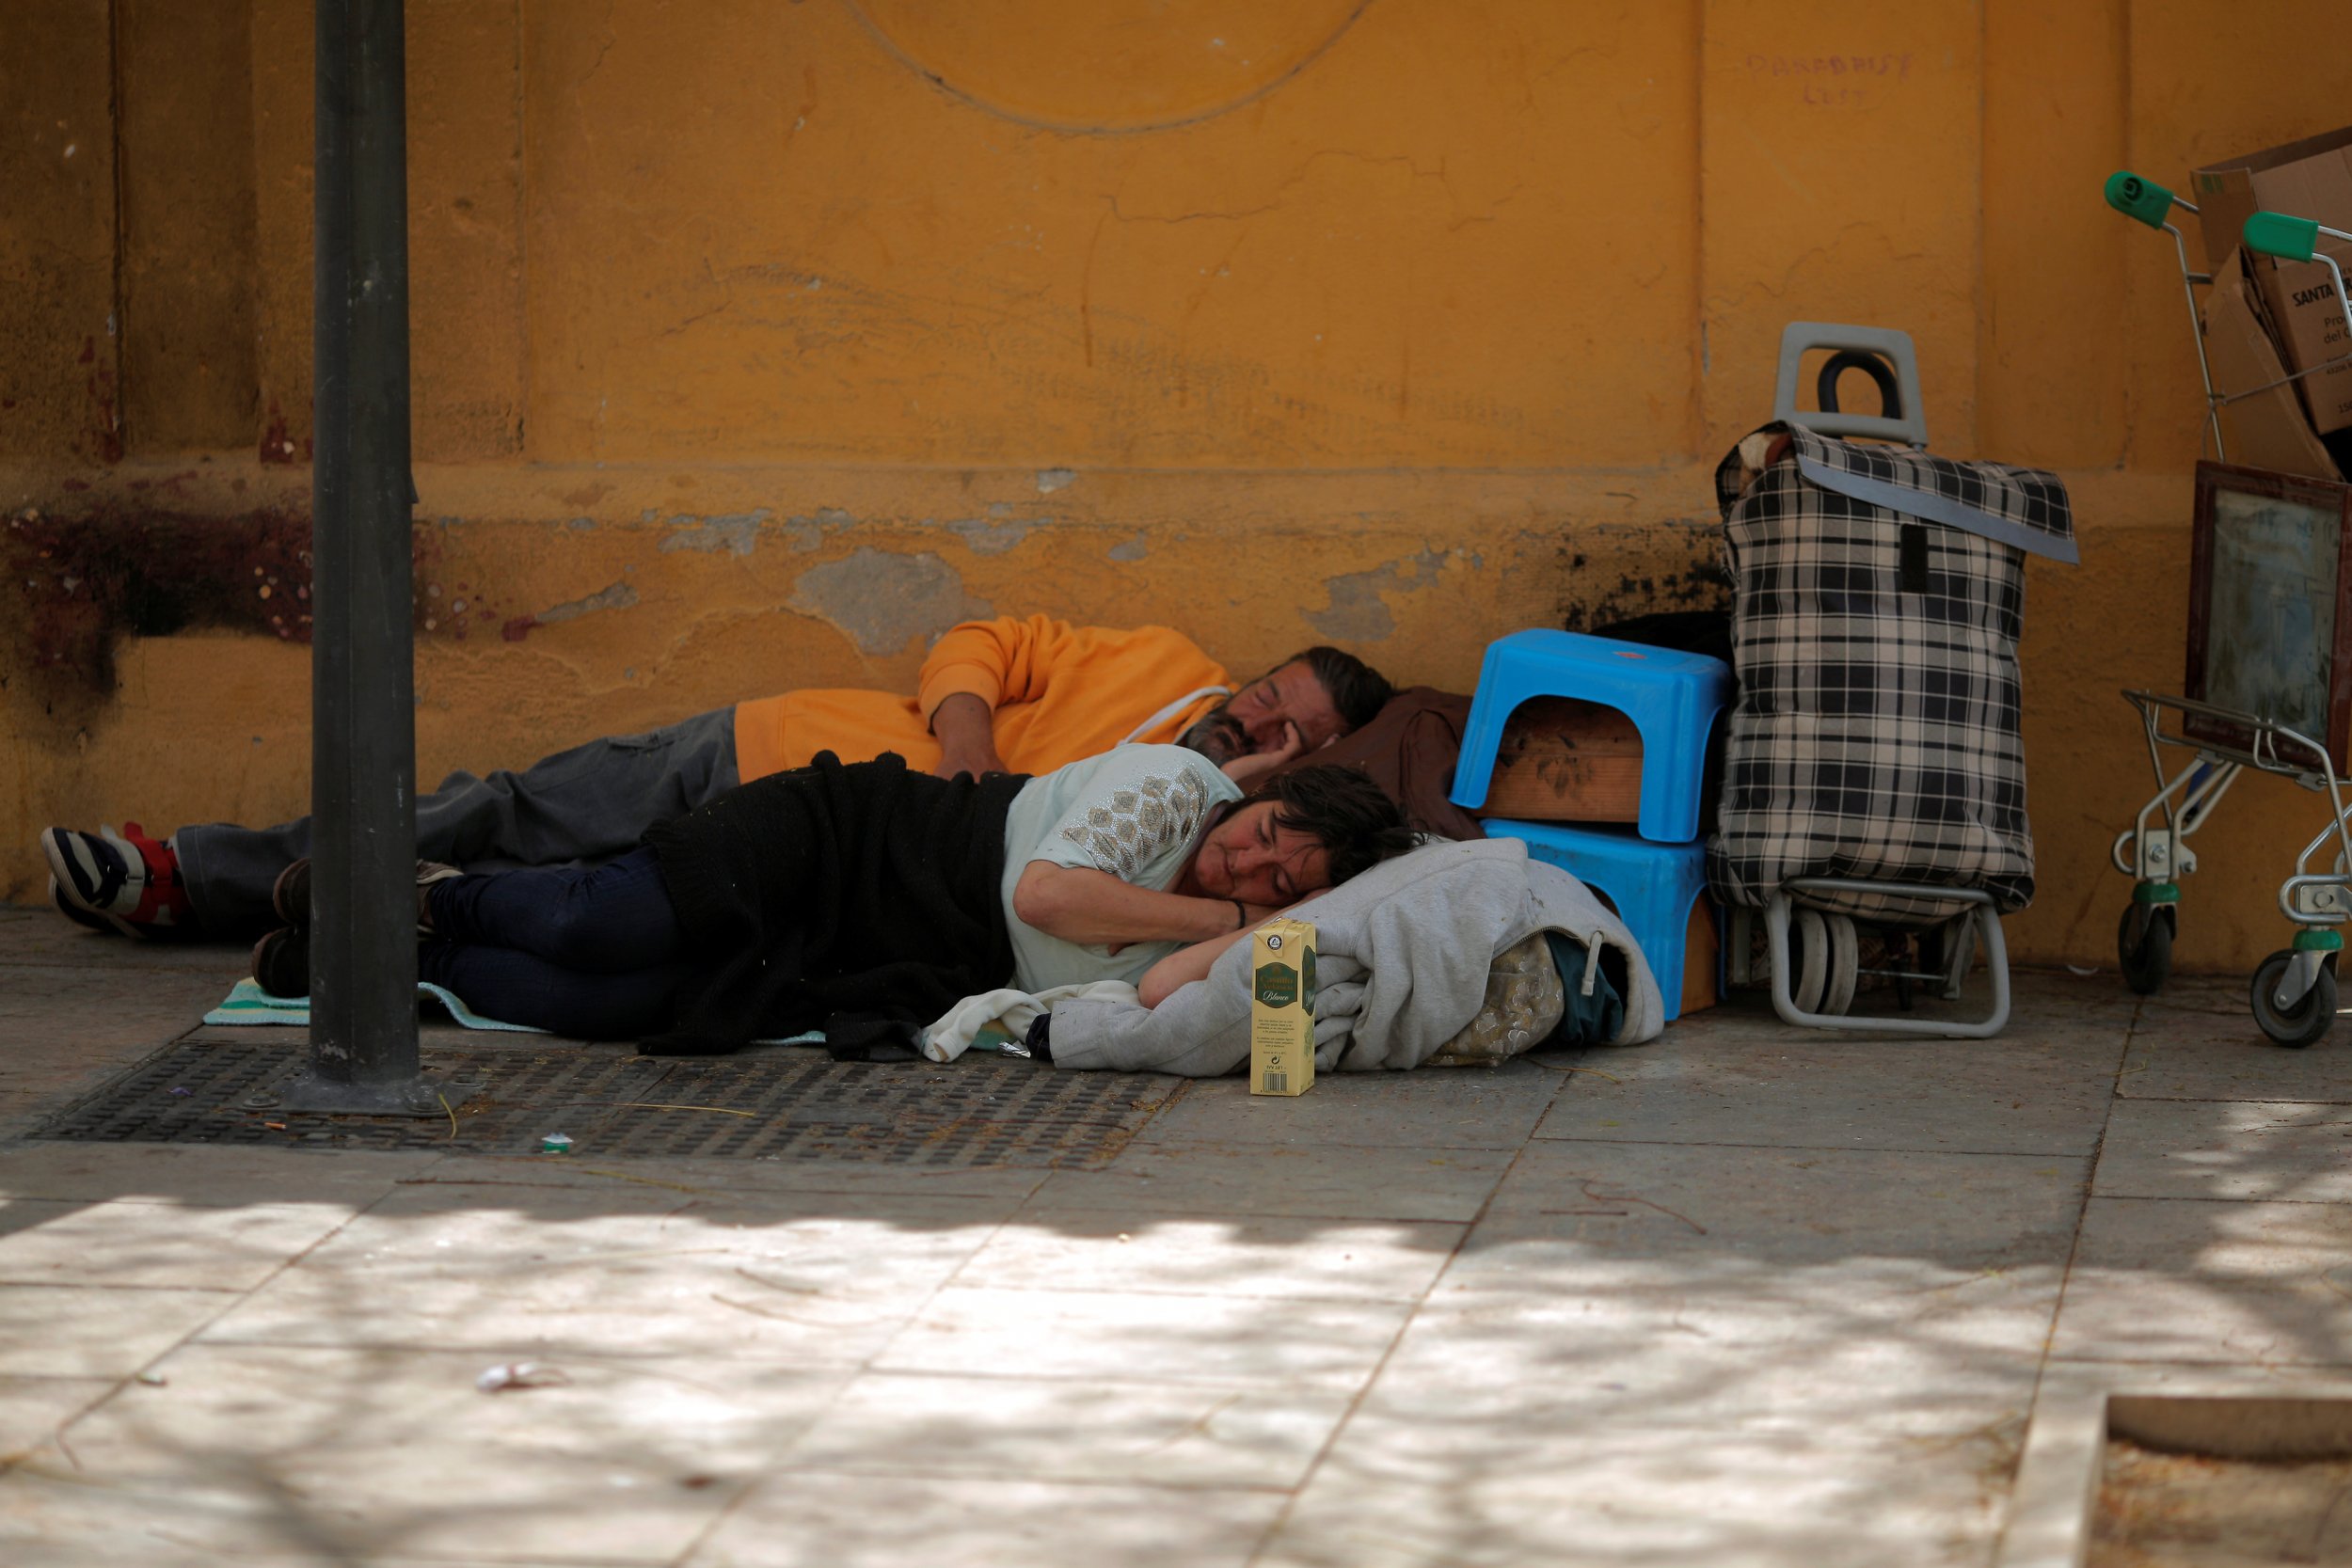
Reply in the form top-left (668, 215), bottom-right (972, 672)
top-left (1136, 898), bottom-right (1303, 1006)
top-left (1139, 924), bottom-right (1256, 1007)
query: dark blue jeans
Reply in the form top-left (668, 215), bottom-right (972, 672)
top-left (418, 847), bottom-right (694, 1039)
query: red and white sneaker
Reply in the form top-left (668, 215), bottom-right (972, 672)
top-left (40, 823), bottom-right (201, 940)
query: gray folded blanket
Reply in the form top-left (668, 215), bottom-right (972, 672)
top-left (1046, 836), bottom-right (1664, 1075)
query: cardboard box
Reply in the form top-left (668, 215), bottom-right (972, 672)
top-left (2194, 127), bottom-right (2352, 435)
top-left (2202, 247), bottom-right (2345, 482)
top-left (1248, 918), bottom-right (1316, 1096)
top-left (1471, 697), bottom-right (1645, 824)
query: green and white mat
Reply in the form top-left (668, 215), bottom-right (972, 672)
top-left (206, 979), bottom-right (548, 1033)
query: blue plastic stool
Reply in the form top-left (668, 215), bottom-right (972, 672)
top-left (1486, 818), bottom-right (1714, 1022)
top-left (1449, 630), bottom-right (1732, 844)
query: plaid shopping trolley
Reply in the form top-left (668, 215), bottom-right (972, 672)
top-left (1709, 341), bottom-right (2077, 1037)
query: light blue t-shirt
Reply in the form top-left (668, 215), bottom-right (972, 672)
top-left (999, 744), bottom-right (1244, 992)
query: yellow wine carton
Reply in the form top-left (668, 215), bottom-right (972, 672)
top-left (1249, 918), bottom-right (1317, 1097)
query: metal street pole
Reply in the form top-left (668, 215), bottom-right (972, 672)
top-left (286, 0), bottom-right (438, 1115)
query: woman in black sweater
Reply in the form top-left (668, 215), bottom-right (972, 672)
top-left (253, 746), bottom-right (1410, 1053)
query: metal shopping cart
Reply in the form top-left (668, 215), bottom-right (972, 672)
top-left (2104, 172), bottom-right (2352, 1046)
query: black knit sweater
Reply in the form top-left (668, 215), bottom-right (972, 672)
top-left (642, 752), bottom-right (1029, 1054)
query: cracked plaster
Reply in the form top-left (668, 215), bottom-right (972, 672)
top-left (531, 580), bottom-right (639, 626)
top-left (944, 517), bottom-right (1035, 556)
top-left (1305, 547), bottom-right (1454, 641)
top-left (787, 546), bottom-right (993, 656)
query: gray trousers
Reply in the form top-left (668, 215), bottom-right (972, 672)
top-left (174, 706), bottom-right (740, 940)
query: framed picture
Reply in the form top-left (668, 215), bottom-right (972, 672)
top-left (2185, 461), bottom-right (2352, 775)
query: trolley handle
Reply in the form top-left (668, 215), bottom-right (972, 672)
top-left (2245, 212), bottom-right (2352, 386)
top-left (2244, 210), bottom-right (2352, 265)
top-left (2104, 170), bottom-right (2193, 230)
top-left (2101, 173), bottom-right (2222, 461)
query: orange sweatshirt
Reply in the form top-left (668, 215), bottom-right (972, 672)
top-left (731, 616), bottom-right (1234, 783)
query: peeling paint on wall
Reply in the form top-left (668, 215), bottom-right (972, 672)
top-left (650, 506), bottom-right (851, 555)
top-left (787, 546), bottom-right (993, 655)
top-left (500, 579), bottom-right (641, 642)
top-left (539, 579), bottom-right (639, 622)
top-left (1035, 468), bottom-right (1075, 494)
top-left (1107, 531), bottom-right (1150, 562)
top-left (945, 516), bottom-right (1034, 555)
top-left (1305, 547), bottom-right (1454, 641)
top-left (657, 508), bottom-right (773, 556)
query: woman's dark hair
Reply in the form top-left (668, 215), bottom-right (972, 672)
top-left (1250, 764), bottom-right (1417, 885)
top-left (1285, 646), bottom-right (1395, 731)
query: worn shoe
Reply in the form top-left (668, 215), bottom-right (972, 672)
top-left (251, 926), bottom-right (310, 999)
top-left (270, 858), bottom-right (310, 927)
top-left (273, 857), bottom-right (463, 933)
top-left (415, 862), bottom-right (461, 934)
top-left (48, 876), bottom-right (117, 935)
top-left (40, 824), bottom-right (199, 940)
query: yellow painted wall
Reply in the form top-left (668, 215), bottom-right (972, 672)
top-left (5, 0), bottom-right (2352, 976)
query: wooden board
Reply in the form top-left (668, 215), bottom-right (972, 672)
top-left (1680, 895), bottom-right (1720, 1015)
top-left (1472, 696), bottom-right (1644, 822)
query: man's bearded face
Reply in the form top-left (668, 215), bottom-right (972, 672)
top-left (1175, 661), bottom-right (1348, 765)
top-left (1176, 707), bottom-right (1250, 764)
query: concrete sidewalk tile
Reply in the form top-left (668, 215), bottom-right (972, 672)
top-left (196, 1182), bottom-right (1010, 1365)
top-left (691, 1473), bottom-right (1285, 1567)
top-left (1427, 1248), bottom-right (2066, 1330)
top-left (1137, 1066), bottom-right (1561, 1149)
top-left (0, 1141), bottom-right (434, 1206)
top-left (1028, 1139), bottom-right (1513, 1223)
top-left (955, 1214), bottom-right (1461, 1301)
top-left (0, 1095), bottom-right (69, 1141)
top-left (1477, 1141), bottom-right (2089, 1269)
top-left (2119, 989), bottom-right (2352, 1103)
top-left (1359, 1274), bottom-right (2049, 1438)
top-left (1535, 1028), bottom-right (2123, 1156)
top-left (875, 1285), bottom-right (1410, 1388)
top-left (409, 1150), bottom-right (1050, 1203)
top-left (2053, 1196), bottom-right (2352, 1367)
top-left (1262, 1421), bottom-right (2007, 1568)
top-left (0, 923), bottom-right (242, 973)
top-left (0, 965), bottom-right (225, 1048)
top-left (0, 1196), bottom-right (360, 1290)
top-left (0, 1376), bottom-right (120, 1460)
top-left (0, 1286), bottom-right (230, 1376)
top-left (2094, 1098), bottom-right (2352, 1202)
top-left (0, 1342), bottom-right (841, 1564)
top-left (781, 1370), bottom-right (1351, 1489)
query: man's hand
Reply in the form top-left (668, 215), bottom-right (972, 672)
top-left (930, 692), bottom-right (1009, 780)
top-left (1219, 720), bottom-right (1328, 790)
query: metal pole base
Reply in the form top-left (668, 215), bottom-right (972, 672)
top-left (271, 1069), bottom-right (466, 1118)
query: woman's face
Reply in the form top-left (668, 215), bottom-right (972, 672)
top-left (1184, 801), bottom-right (1332, 907)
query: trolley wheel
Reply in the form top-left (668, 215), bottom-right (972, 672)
top-left (1821, 913), bottom-right (1860, 1016)
top-left (2249, 950), bottom-right (2338, 1050)
top-left (1791, 908), bottom-right (1830, 1014)
top-left (2117, 903), bottom-right (2176, 996)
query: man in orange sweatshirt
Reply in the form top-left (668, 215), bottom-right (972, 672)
top-left (42, 615), bottom-right (1393, 942)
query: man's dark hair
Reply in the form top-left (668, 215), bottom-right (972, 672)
top-left (1286, 646), bottom-right (1394, 732)
top-left (1250, 764), bottom-right (1417, 886)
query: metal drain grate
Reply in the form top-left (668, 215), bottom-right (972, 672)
top-left (35, 1038), bottom-right (1183, 1167)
